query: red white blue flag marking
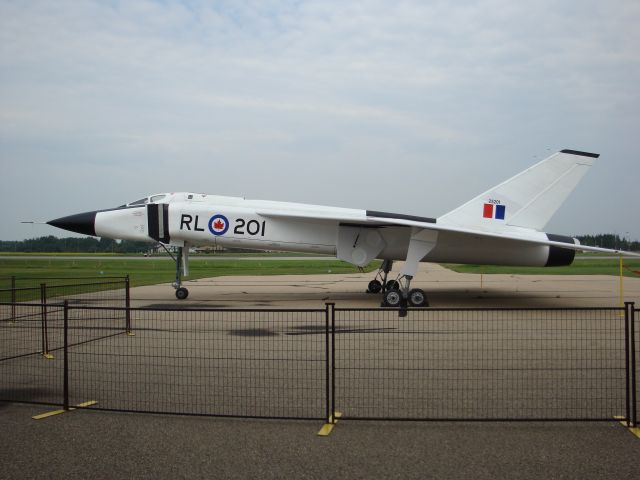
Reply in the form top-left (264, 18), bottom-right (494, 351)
top-left (483, 203), bottom-right (505, 220)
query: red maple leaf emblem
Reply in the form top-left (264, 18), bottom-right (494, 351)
top-left (213, 219), bottom-right (225, 230)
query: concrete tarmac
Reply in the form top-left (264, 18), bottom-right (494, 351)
top-left (2, 264), bottom-right (640, 479)
top-left (130, 262), bottom-right (640, 309)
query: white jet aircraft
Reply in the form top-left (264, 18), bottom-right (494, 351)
top-left (47, 149), bottom-right (638, 307)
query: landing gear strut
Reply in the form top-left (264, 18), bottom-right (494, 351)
top-left (173, 246), bottom-right (189, 300)
top-left (380, 229), bottom-right (437, 314)
top-left (160, 243), bottom-right (189, 300)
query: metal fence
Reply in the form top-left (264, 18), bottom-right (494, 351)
top-left (66, 306), bottom-right (328, 419)
top-left (0, 276), bottom-right (129, 304)
top-left (0, 299), bottom-right (637, 426)
top-left (333, 306), bottom-right (635, 422)
top-left (0, 276), bottom-right (129, 368)
top-left (1, 303), bottom-right (329, 420)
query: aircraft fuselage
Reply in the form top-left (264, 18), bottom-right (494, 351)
top-left (80, 193), bottom-right (561, 268)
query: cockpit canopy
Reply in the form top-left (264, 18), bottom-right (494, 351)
top-left (123, 194), bottom-right (169, 207)
top-left (120, 192), bottom-right (212, 208)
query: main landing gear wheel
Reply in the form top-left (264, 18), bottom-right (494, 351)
top-left (382, 289), bottom-right (402, 308)
top-left (175, 287), bottom-right (189, 300)
top-left (367, 259), bottom-right (393, 293)
top-left (385, 280), bottom-right (400, 292)
top-left (367, 279), bottom-right (383, 294)
top-left (408, 288), bottom-right (428, 307)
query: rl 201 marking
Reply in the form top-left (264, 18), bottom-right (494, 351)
top-left (179, 214), bottom-right (265, 237)
top-left (180, 214), bottom-right (206, 232)
top-left (234, 218), bottom-right (266, 236)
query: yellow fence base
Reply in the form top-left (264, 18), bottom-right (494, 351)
top-left (317, 411), bottom-right (343, 437)
top-left (614, 416), bottom-right (639, 439)
top-left (32, 400), bottom-right (98, 420)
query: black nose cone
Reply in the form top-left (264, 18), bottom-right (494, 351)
top-left (47, 211), bottom-right (97, 236)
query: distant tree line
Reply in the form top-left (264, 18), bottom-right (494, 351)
top-left (576, 234), bottom-right (638, 251)
top-left (0, 233), bottom-right (637, 253)
top-left (0, 236), bottom-right (151, 253)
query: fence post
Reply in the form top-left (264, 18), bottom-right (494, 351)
top-left (325, 303), bottom-right (330, 423)
top-left (63, 300), bottom-right (69, 411)
top-left (628, 302), bottom-right (636, 428)
top-left (125, 275), bottom-right (131, 334)
top-left (11, 276), bottom-right (16, 322)
top-left (330, 303), bottom-right (336, 424)
top-left (624, 302), bottom-right (630, 425)
top-left (40, 283), bottom-right (50, 358)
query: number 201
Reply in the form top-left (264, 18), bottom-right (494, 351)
top-left (234, 219), bottom-right (266, 236)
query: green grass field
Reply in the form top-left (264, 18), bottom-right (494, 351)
top-left (443, 257), bottom-right (640, 278)
top-left (2, 254), bottom-right (638, 292)
top-left (0, 257), bottom-right (380, 289)
top-left (0, 251), bottom-right (325, 257)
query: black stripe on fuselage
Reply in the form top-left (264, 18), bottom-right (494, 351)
top-left (339, 222), bottom-right (400, 229)
top-left (366, 210), bottom-right (437, 224)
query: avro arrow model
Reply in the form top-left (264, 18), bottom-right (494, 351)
top-left (47, 149), bottom-right (638, 307)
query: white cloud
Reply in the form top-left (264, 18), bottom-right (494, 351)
top-left (1, 0), bottom-right (639, 240)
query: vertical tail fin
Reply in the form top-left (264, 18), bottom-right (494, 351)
top-left (438, 149), bottom-right (599, 232)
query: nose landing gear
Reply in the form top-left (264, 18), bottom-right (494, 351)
top-left (159, 243), bottom-right (190, 300)
top-left (172, 246), bottom-right (189, 300)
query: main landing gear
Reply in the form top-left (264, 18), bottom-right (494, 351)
top-left (377, 229), bottom-right (437, 313)
top-left (366, 260), bottom-right (398, 293)
top-left (381, 275), bottom-right (428, 309)
top-left (368, 260), bottom-right (429, 309)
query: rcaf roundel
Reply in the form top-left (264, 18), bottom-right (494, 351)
top-left (208, 214), bottom-right (229, 236)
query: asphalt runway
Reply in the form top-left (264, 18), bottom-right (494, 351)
top-left (1, 264), bottom-right (639, 479)
top-left (1, 402), bottom-right (639, 480)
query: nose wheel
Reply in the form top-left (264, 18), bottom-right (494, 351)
top-left (175, 287), bottom-right (189, 300)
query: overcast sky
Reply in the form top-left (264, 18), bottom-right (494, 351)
top-left (1, 0), bottom-right (639, 241)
